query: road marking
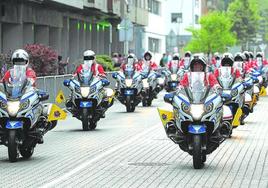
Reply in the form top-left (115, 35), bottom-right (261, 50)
top-left (41, 124), bottom-right (159, 188)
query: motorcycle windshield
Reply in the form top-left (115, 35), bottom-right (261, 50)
top-left (5, 66), bottom-right (27, 99)
top-left (218, 67), bottom-right (234, 89)
top-left (170, 61), bottom-right (179, 73)
top-left (124, 65), bottom-right (135, 79)
top-left (78, 66), bottom-right (93, 86)
top-left (141, 61), bottom-right (150, 77)
top-left (188, 72), bottom-right (208, 103)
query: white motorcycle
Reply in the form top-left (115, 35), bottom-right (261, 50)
top-left (112, 66), bottom-right (143, 112)
top-left (0, 68), bottom-right (61, 162)
top-left (160, 72), bottom-right (229, 169)
top-left (64, 68), bottom-right (113, 131)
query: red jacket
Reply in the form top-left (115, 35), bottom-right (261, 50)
top-left (167, 61), bottom-right (180, 70)
top-left (1, 67), bottom-right (37, 87)
top-left (74, 63), bottom-right (106, 78)
top-left (139, 60), bottom-right (158, 71)
top-left (214, 67), bottom-right (242, 79)
top-left (120, 63), bottom-right (142, 72)
top-left (180, 72), bottom-right (219, 89)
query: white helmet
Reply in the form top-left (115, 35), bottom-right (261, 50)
top-left (144, 51), bottom-right (153, 61)
top-left (83, 50), bottom-right (95, 70)
top-left (127, 53), bottom-right (137, 65)
top-left (11, 49), bottom-right (29, 66)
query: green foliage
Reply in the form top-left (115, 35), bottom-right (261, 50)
top-left (185, 11), bottom-right (236, 54)
top-left (227, 0), bottom-right (260, 49)
top-left (96, 55), bottom-right (115, 71)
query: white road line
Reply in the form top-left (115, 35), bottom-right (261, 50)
top-left (41, 124), bottom-right (159, 188)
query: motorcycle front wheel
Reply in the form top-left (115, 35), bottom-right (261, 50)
top-left (126, 96), bottom-right (135, 112)
top-left (192, 134), bottom-right (204, 169)
top-left (82, 108), bottom-right (90, 131)
top-left (8, 130), bottom-right (18, 162)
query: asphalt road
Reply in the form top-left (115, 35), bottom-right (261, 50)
top-left (1, 93), bottom-right (268, 188)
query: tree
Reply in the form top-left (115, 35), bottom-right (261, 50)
top-left (185, 11), bottom-right (236, 55)
top-left (227, 0), bottom-right (260, 50)
top-left (24, 44), bottom-right (58, 76)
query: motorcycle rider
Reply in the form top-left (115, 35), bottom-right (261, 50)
top-left (214, 53), bottom-right (242, 81)
top-left (139, 51), bottom-right (158, 72)
top-left (167, 53), bottom-right (180, 71)
top-left (120, 53), bottom-right (142, 72)
top-left (210, 52), bottom-right (221, 72)
top-left (67, 50), bottom-right (112, 117)
top-left (233, 52), bottom-right (246, 78)
top-left (178, 51), bottom-right (191, 78)
top-left (179, 54), bottom-right (220, 91)
top-left (2, 49), bottom-right (36, 86)
top-left (255, 52), bottom-right (268, 69)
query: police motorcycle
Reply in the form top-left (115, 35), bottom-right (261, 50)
top-left (63, 67), bottom-right (114, 131)
top-left (217, 65), bottom-right (250, 134)
top-left (140, 63), bottom-right (162, 107)
top-left (158, 72), bottom-right (232, 169)
top-left (162, 62), bottom-right (180, 92)
top-left (112, 65), bottom-right (143, 112)
top-left (0, 67), bottom-right (64, 162)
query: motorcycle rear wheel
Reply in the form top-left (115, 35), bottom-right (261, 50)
top-left (192, 135), bottom-right (204, 169)
top-left (8, 130), bottom-right (18, 162)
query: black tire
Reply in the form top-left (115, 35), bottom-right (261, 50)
top-left (89, 121), bottom-right (97, 130)
top-left (142, 99), bottom-right (148, 107)
top-left (82, 108), bottom-right (89, 131)
top-left (49, 120), bottom-right (57, 131)
top-left (8, 130), bottom-right (18, 162)
top-left (19, 147), bottom-right (34, 159)
top-left (202, 153), bottom-right (206, 162)
top-left (126, 96), bottom-right (135, 112)
top-left (147, 99), bottom-right (152, 106)
top-left (192, 135), bottom-right (204, 169)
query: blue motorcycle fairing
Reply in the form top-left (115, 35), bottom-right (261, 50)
top-left (80, 101), bottom-right (93, 108)
top-left (6, 121), bottom-right (23, 129)
top-left (188, 124), bottom-right (206, 134)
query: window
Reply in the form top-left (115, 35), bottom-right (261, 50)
top-left (148, 0), bottom-right (160, 15)
top-left (88, 0), bottom-right (94, 3)
top-left (171, 13), bottom-right (182, 23)
top-left (195, 15), bottom-right (199, 24)
top-left (148, 37), bottom-right (160, 53)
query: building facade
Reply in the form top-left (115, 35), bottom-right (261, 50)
top-left (0, 0), bottom-right (148, 67)
top-left (164, 0), bottom-right (202, 54)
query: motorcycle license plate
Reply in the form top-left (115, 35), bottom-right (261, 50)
top-left (6, 121), bottom-right (23, 129)
top-left (80, 101), bottom-right (93, 108)
top-left (124, 90), bottom-right (134, 95)
top-left (188, 124), bottom-right (206, 134)
top-left (170, 82), bottom-right (177, 87)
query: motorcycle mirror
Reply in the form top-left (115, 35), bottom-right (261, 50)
top-left (38, 91), bottom-right (49, 101)
top-left (164, 93), bottom-right (174, 104)
top-left (63, 79), bottom-right (70, 86)
top-left (112, 72), bottom-right (118, 79)
top-left (102, 79), bottom-right (110, 86)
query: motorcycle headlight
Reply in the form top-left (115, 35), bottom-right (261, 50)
top-left (80, 87), bottom-right (90, 98)
top-left (204, 103), bottom-right (213, 113)
top-left (190, 104), bottom-right (204, 120)
top-left (142, 79), bottom-right (149, 88)
top-left (0, 100), bottom-right (7, 109)
top-left (158, 78), bottom-right (165, 85)
top-left (7, 101), bottom-right (20, 117)
top-left (125, 79), bottom-right (133, 87)
top-left (20, 99), bottom-right (30, 111)
top-left (231, 89), bottom-right (238, 97)
top-left (171, 74), bottom-right (177, 81)
top-left (181, 102), bottom-right (190, 112)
